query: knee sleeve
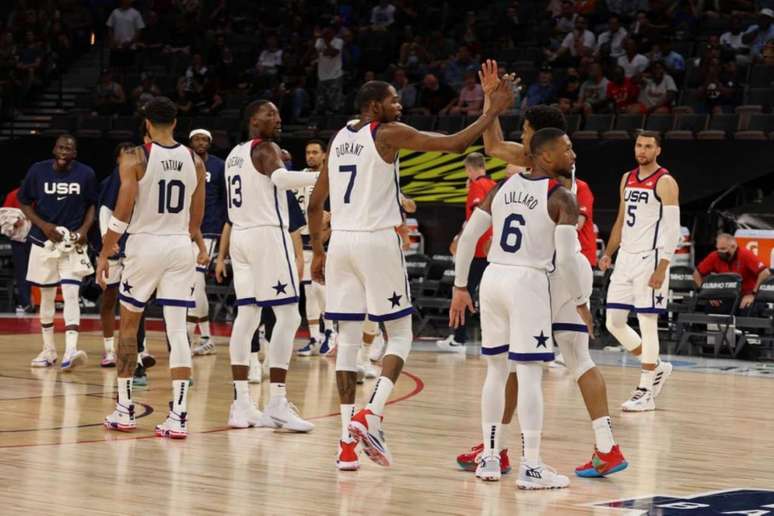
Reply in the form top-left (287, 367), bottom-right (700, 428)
top-left (362, 319), bottom-right (378, 336)
top-left (382, 316), bottom-right (412, 361)
top-left (191, 272), bottom-right (209, 318)
top-left (605, 309), bottom-right (642, 352)
top-left (515, 363), bottom-right (543, 433)
top-left (637, 313), bottom-right (660, 364)
top-left (336, 320), bottom-right (361, 372)
top-left (305, 283), bottom-right (323, 321)
top-left (556, 331), bottom-right (596, 381)
top-left (481, 355), bottom-right (510, 423)
top-left (165, 306), bottom-right (191, 368)
top-left (268, 304), bottom-right (301, 370)
top-left (39, 287), bottom-right (56, 324)
top-left (61, 283), bottom-right (80, 326)
top-left (230, 305), bottom-right (260, 366)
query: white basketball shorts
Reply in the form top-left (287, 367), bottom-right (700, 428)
top-left (607, 249), bottom-right (670, 314)
top-left (27, 241), bottom-right (92, 287)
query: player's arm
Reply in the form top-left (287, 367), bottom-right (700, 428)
top-left (252, 142), bottom-right (319, 188)
top-left (479, 59), bottom-right (531, 166)
top-left (649, 175), bottom-right (680, 289)
top-left (190, 153), bottom-right (208, 263)
top-left (379, 78), bottom-right (514, 155)
top-left (308, 143), bottom-right (331, 284)
top-left (754, 267), bottom-right (771, 293)
top-left (291, 230), bottom-right (304, 281)
top-left (215, 221), bottom-right (231, 283)
top-left (449, 185), bottom-right (499, 328)
top-left (399, 193), bottom-right (417, 214)
top-left (599, 173), bottom-right (628, 271)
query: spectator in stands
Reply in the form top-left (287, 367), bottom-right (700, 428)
top-left (606, 0), bottom-right (646, 20)
top-left (629, 61), bottom-right (677, 114)
top-left (371, 1), bottom-right (397, 30)
top-left (698, 59), bottom-right (742, 114)
top-left (694, 233), bottom-right (771, 310)
top-left (577, 61), bottom-right (610, 114)
top-left (131, 73), bottom-right (160, 113)
top-left (720, 15), bottom-right (752, 64)
top-left (743, 8), bottom-right (774, 62)
top-left (556, 71), bottom-right (582, 114)
top-left (105, 0), bottom-right (145, 69)
top-left (185, 54), bottom-right (209, 91)
top-left (256, 35), bottom-right (284, 78)
top-left (288, 76), bottom-right (311, 122)
top-left (94, 69), bottom-right (126, 116)
top-left (399, 35), bottom-right (430, 77)
top-left (549, 15), bottom-right (596, 65)
top-left (554, 1), bottom-right (578, 35)
top-left (649, 40), bottom-right (686, 77)
top-left (173, 77), bottom-right (193, 115)
top-left (443, 46), bottom-right (478, 92)
top-left (607, 64), bottom-right (640, 112)
top-left (193, 78), bottom-right (223, 115)
top-left (314, 27), bottom-right (344, 115)
top-left (50, 21), bottom-right (73, 70)
top-left (15, 31), bottom-right (44, 95)
top-left (415, 73), bottom-right (456, 115)
top-left (595, 15), bottom-right (628, 59)
top-left (341, 28), bottom-right (362, 74)
top-left (617, 38), bottom-right (649, 79)
top-left (392, 68), bottom-right (417, 111)
top-left (137, 10), bottom-right (164, 57)
top-left (522, 66), bottom-right (556, 109)
top-left (442, 71), bottom-right (484, 116)
top-left (215, 46), bottom-right (239, 91)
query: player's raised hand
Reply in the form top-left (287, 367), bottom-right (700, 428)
top-left (449, 286), bottom-right (475, 328)
top-left (96, 254), bottom-right (109, 290)
top-left (488, 75), bottom-right (515, 114)
top-left (311, 251), bottom-right (326, 285)
top-left (478, 59), bottom-right (500, 96)
top-left (215, 258), bottom-right (228, 283)
top-left (576, 304), bottom-right (595, 337)
top-left (598, 254), bottom-right (612, 272)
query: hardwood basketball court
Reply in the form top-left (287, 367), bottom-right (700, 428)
top-left (2, 315), bottom-right (773, 515)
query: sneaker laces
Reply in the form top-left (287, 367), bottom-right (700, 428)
top-left (629, 387), bottom-right (648, 401)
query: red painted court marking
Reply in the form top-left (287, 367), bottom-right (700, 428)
top-left (0, 372), bottom-right (425, 448)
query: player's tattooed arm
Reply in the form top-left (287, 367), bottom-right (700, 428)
top-left (479, 59), bottom-right (531, 167)
top-left (376, 78), bottom-right (514, 158)
top-left (547, 185), bottom-right (579, 226)
top-left (251, 140), bottom-right (285, 177)
top-left (190, 153), bottom-right (208, 265)
top-left (308, 139), bottom-right (332, 284)
top-left (599, 173), bottom-right (628, 272)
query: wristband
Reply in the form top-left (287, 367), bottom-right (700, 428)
top-left (108, 215), bottom-right (128, 234)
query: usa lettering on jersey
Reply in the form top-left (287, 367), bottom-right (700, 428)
top-left (44, 182), bottom-right (81, 195)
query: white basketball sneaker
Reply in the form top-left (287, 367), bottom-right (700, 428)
top-left (436, 334), bottom-right (466, 353)
top-left (261, 397), bottom-right (314, 432)
top-left (651, 361), bottom-right (673, 398)
top-left (621, 388), bottom-right (655, 412)
top-left (104, 403), bottom-right (136, 432)
top-left (228, 400), bottom-right (264, 428)
top-left (475, 452), bottom-right (502, 481)
top-left (61, 349), bottom-right (88, 371)
top-left (192, 337), bottom-right (216, 356)
top-left (248, 354), bottom-right (262, 384)
top-left (516, 461), bottom-right (570, 490)
top-left (155, 403), bottom-right (188, 439)
top-left (31, 349), bottom-right (57, 367)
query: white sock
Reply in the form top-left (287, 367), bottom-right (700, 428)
top-left (187, 321), bottom-right (196, 341)
top-left (270, 382), bottom-right (286, 399)
top-left (309, 322), bottom-right (321, 342)
top-left (482, 423), bottom-right (501, 455)
top-left (592, 416), bottom-right (615, 453)
top-left (522, 431), bottom-right (541, 465)
top-left (65, 330), bottom-right (78, 354)
top-left (41, 326), bottom-right (55, 352)
top-left (340, 404), bottom-right (355, 441)
top-left (118, 377), bottom-right (133, 406)
top-left (199, 321), bottom-right (211, 339)
top-left (172, 379), bottom-right (188, 413)
top-left (366, 376), bottom-right (394, 416)
top-left (639, 369), bottom-right (657, 391)
top-left (104, 337), bottom-right (114, 353)
top-left (233, 380), bottom-right (249, 403)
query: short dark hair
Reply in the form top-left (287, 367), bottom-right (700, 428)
top-left (524, 105), bottom-right (567, 132)
top-left (636, 130), bottom-right (662, 146)
top-left (143, 97), bottom-right (177, 126)
top-left (530, 127), bottom-right (566, 156)
top-left (56, 133), bottom-right (77, 148)
top-left (356, 80), bottom-right (392, 111)
top-left (114, 141), bottom-right (134, 159)
top-left (244, 99), bottom-right (271, 125)
top-left (305, 139), bottom-right (326, 152)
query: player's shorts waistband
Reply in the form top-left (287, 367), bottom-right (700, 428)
top-left (486, 262), bottom-right (550, 274)
top-left (232, 224), bottom-right (286, 232)
top-left (330, 227), bottom-right (398, 234)
top-left (618, 248), bottom-right (661, 256)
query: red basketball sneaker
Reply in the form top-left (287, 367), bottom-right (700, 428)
top-left (348, 408), bottom-right (392, 466)
top-left (575, 445), bottom-right (628, 477)
top-left (337, 438), bottom-right (360, 471)
top-left (456, 443), bottom-right (512, 474)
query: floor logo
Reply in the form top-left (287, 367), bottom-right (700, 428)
top-left (591, 489), bottom-right (774, 514)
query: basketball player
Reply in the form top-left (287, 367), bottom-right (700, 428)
top-left (451, 127), bottom-right (582, 488)
top-left (294, 139), bottom-right (336, 356)
top-left (223, 100), bottom-right (317, 432)
top-left (98, 97), bottom-right (209, 437)
top-left (19, 134), bottom-right (97, 370)
top-left (600, 131), bottom-right (680, 412)
top-left (189, 128), bottom-right (224, 355)
top-left (307, 78), bottom-right (513, 469)
top-left (455, 60), bottom-right (627, 479)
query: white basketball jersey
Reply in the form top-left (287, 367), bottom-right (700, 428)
top-left (488, 173), bottom-right (559, 271)
top-left (293, 168), bottom-right (318, 236)
top-left (327, 122), bottom-right (402, 231)
top-left (127, 142), bottom-right (197, 236)
top-left (224, 139), bottom-right (289, 230)
top-left (621, 167), bottom-right (670, 253)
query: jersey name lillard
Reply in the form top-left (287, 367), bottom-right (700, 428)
top-left (503, 189), bottom-right (539, 209)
